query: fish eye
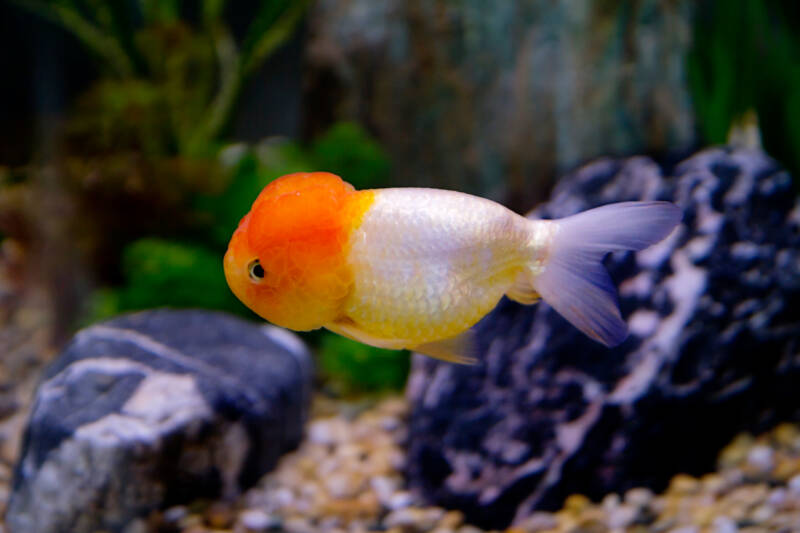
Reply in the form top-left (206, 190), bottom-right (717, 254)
top-left (248, 259), bottom-right (265, 282)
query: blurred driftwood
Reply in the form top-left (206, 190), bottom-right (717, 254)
top-left (305, 0), bottom-right (696, 210)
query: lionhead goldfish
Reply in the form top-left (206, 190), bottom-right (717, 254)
top-left (224, 172), bottom-right (680, 363)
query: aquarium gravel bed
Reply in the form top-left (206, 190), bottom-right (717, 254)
top-left (138, 396), bottom-right (800, 533)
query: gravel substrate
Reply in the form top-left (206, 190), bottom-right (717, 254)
top-left (147, 396), bottom-right (800, 533)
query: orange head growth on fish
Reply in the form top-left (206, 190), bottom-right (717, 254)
top-left (224, 172), bottom-right (374, 331)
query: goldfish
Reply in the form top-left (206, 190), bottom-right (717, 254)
top-left (224, 172), bottom-right (681, 363)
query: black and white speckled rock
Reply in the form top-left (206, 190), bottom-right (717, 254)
top-left (405, 147), bottom-right (800, 529)
top-left (6, 309), bottom-right (313, 533)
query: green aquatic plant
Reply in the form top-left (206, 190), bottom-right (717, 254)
top-left (312, 122), bottom-right (392, 191)
top-left (318, 334), bottom-right (410, 395)
top-left (10, 0), bottom-right (309, 153)
top-left (85, 237), bottom-right (247, 323)
top-left (198, 122), bottom-right (393, 249)
top-left (10, 2), bottom-right (404, 392)
top-left (689, 0), bottom-right (800, 182)
top-left (83, 123), bottom-right (403, 392)
top-left (196, 141), bottom-right (314, 248)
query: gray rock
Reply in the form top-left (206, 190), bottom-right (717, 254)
top-left (7, 309), bottom-right (312, 533)
top-left (405, 147), bottom-right (800, 528)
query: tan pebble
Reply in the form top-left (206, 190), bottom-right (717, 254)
top-left (606, 503), bottom-right (637, 529)
top-left (238, 508), bottom-right (280, 532)
top-left (283, 516), bottom-right (313, 533)
top-left (316, 516), bottom-right (343, 531)
top-left (513, 511), bottom-right (558, 531)
top-left (357, 490), bottom-right (381, 515)
top-left (746, 445), bottom-right (774, 473)
top-left (719, 434), bottom-right (754, 468)
top-left (624, 487), bottom-right (654, 507)
top-left (319, 495), bottom-right (376, 521)
top-left (308, 418), bottom-right (349, 445)
top-left (370, 475), bottom-right (400, 504)
top-left (569, 518), bottom-right (607, 533)
top-left (439, 510), bottom-right (465, 529)
top-left (700, 473), bottom-right (728, 495)
top-left (689, 504), bottom-right (717, 527)
top-left (710, 515), bottom-right (737, 533)
top-left (772, 423), bottom-right (800, 448)
top-left (650, 517), bottom-right (678, 532)
top-left (456, 526), bottom-right (485, 533)
top-left (384, 507), bottom-right (444, 530)
top-left (773, 457), bottom-right (800, 481)
top-left (788, 474), bottom-right (800, 495)
top-left (731, 484), bottom-right (769, 507)
top-left (366, 451), bottom-right (394, 474)
top-left (766, 487), bottom-right (788, 508)
top-left (206, 502), bottom-right (234, 529)
top-left (669, 474), bottom-right (701, 495)
top-left (378, 397), bottom-right (408, 417)
top-left (749, 504), bottom-right (774, 523)
top-left (266, 486), bottom-right (295, 509)
top-left (297, 457), bottom-right (317, 475)
top-left (179, 514), bottom-right (205, 529)
top-left (324, 472), bottom-right (365, 499)
top-left (601, 493), bottom-right (620, 510)
top-left (0, 463), bottom-right (11, 483)
top-left (387, 491), bottom-right (415, 510)
top-left (563, 494), bottom-right (592, 514)
top-left (380, 415), bottom-right (402, 432)
top-left (339, 443), bottom-right (365, 460)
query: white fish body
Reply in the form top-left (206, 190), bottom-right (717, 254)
top-left (331, 187), bottom-right (680, 362)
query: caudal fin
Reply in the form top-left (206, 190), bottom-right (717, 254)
top-left (531, 201), bottom-right (681, 347)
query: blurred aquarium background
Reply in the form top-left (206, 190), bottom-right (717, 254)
top-left (0, 1), bottom-right (800, 531)
top-left (2, 0), bottom-right (796, 394)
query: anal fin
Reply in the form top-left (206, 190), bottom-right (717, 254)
top-left (507, 272), bottom-right (541, 305)
top-left (413, 329), bottom-right (479, 365)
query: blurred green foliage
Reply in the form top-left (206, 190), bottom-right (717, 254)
top-left (84, 237), bottom-right (245, 325)
top-left (318, 335), bottom-right (410, 395)
top-left (84, 122), bottom-right (399, 394)
top-left (201, 123), bottom-right (392, 248)
top-left (8, 1), bottom-right (399, 395)
top-left (312, 122), bottom-right (391, 191)
top-left (689, 0), bottom-right (800, 181)
top-left (11, 0), bottom-right (309, 152)
top-left (88, 121), bottom-right (392, 318)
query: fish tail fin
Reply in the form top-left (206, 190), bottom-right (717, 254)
top-left (526, 201), bottom-right (681, 347)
